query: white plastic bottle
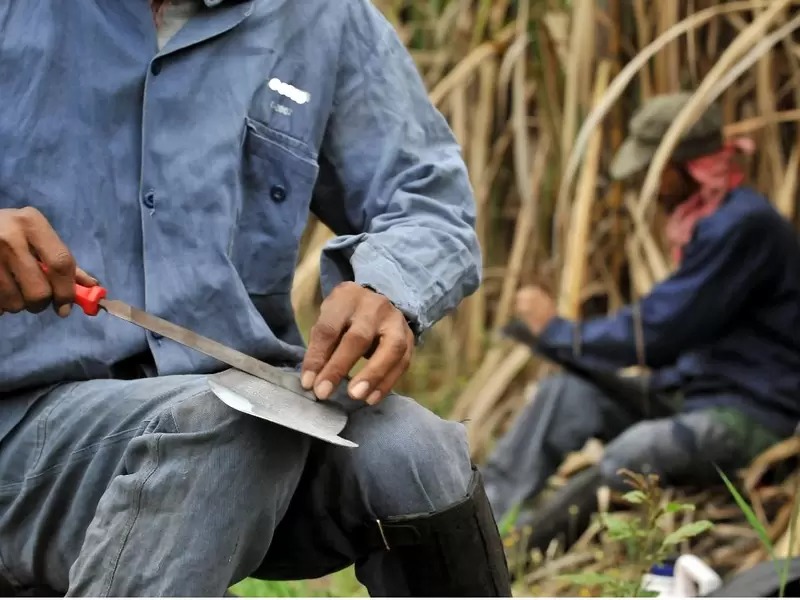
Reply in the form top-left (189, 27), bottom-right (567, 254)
top-left (641, 555), bottom-right (722, 597)
top-left (673, 554), bottom-right (723, 597)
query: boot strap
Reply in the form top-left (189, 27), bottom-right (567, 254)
top-left (357, 466), bottom-right (512, 597)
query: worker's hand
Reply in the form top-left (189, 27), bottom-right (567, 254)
top-left (0, 207), bottom-right (96, 317)
top-left (301, 282), bottom-right (414, 405)
top-left (515, 285), bottom-right (557, 335)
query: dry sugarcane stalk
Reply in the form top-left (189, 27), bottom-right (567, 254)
top-left (558, 60), bottom-right (612, 318)
top-left (712, 538), bottom-right (763, 571)
top-left (754, 2), bottom-right (787, 193)
top-left (701, 504), bottom-right (752, 521)
top-left (624, 191), bottom-right (670, 284)
top-left (542, 11), bottom-right (569, 69)
top-left (654, 1), bottom-right (681, 94)
top-left (462, 344), bottom-right (533, 457)
top-left (776, 143), bottom-right (800, 220)
top-left (428, 26), bottom-right (515, 107)
top-left (743, 436), bottom-right (800, 491)
top-left (725, 108), bottom-right (800, 136)
top-left (486, 14), bottom-right (533, 332)
top-left (775, 473), bottom-right (800, 558)
top-left (449, 345), bottom-right (508, 422)
top-left (493, 135), bottom-right (551, 330)
top-left (463, 57), bottom-right (499, 369)
top-left (632, 0), bottom-right (654, 98)
top-left (524, 551), bottom-right (597, 585)
top-left (291, 221), bottom-right (333, 315)
top-left (738, 546), bottom-right (770, 573)
top-left (626, 235), bottom-right (656, 298)
top-left (751, 491), bottom-right (771, 531)
top-left (560, 0), bottom-right (594, 167)
top-left (768, 498), bottom-right (796, 542)
top-left (711, 524), bottom-right (762, 540)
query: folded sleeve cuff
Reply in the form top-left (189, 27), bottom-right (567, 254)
top-left (320, 234), bottom-right (427, 336)
top-left (537, 317), bottom-right (579, 361)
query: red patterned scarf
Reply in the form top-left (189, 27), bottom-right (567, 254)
top-left (665, 137), bottom-right (755, 264)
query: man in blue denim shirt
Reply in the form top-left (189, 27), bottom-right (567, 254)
top-left (0, 1), bottom-right (510, 596)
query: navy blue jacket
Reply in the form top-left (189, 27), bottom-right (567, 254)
top-left (539, 187), bottom-right (800, 437)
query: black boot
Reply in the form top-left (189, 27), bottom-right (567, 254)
top-left (361, 466), bottom-right (512, 597)
top-left (507, 465), bottom-right (603, 575)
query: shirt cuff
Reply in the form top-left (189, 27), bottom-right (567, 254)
top-left (537, 316), bottom-right (579, 361)
top-left (320, 234), bottom-right (426, 337)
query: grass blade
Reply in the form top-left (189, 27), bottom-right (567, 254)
top-left (716, 466), bottom-right (775, 559)
top-left (717, 465), bottom-right (787, 595)
top-left (778, 478), bottom-right (800, 598)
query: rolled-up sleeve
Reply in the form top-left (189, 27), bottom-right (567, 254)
top-left (313, 0), bottom-right (481, 335)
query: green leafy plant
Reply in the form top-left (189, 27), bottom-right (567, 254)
top-left (560, 469), bottom-right (713, 597)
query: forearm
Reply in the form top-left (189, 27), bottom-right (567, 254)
top-left (537, 312), bottom-right (655, 370)
top-left (319, 160), bottom-right (481, 334)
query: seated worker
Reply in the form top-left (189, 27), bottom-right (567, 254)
top-left (0, 1), bottom-right (509, 597)
top-left (482, 92), bottom-right (800, 524)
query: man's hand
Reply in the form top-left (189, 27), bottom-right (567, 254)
top-left (0, 207), bottom-right (96, 317)
top-left (515, 285), bottom-right (557, 335)
top-left (301, 282), bottom-right (414, 405)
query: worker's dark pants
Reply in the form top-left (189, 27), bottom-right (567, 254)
top-left (481, 373), bottom-right (779, 523)
top-left (0, 375), bottom-right (473, 596)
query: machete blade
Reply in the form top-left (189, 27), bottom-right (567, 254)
top-left (208, 369), bottom-right (358, 448)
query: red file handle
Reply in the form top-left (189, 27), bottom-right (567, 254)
top-left (73, 283), bottom-right (107, 316)
top-left (38, 263), bottom-right (107, 316)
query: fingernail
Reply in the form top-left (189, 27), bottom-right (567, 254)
top-left (367, 390), bottom-right (382, 405)
top-left (349, 380), bottom-right (370, 400)
top-left (315, 380), bottom-right (334, 400)
top-left (301, 371), bottom-right (316, 389)
top-left (57, 304), bottom-right (72, 318)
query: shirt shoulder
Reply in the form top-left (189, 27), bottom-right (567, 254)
top-left (270, 0), bottom-right (397, 76)
top-left (694, 187), bottom-right (786, 250)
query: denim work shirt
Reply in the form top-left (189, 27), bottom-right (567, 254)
top-left (539, 188), bottom-right (800, 437)
top-left (0, 1), bottom-right (480, 439)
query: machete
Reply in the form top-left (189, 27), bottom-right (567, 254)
top-left (65, 278), bottom-right (357, 447)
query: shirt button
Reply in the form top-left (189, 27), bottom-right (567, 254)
top-left (151, 332), bottom-right (163, 341)
top-left (142, 191), bottom-right (155, 209)
top-left (151, 61), bottom-right (162, 76)
top-left (270, 185), bottom-right (287, 203)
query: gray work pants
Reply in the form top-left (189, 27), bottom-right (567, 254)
top-left (0, 374), bottom-right (472, 596)
top-left (481, 373), bottom-right (774, 523)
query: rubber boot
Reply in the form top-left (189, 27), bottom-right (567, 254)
top-left (361, 466), bottom-right (512, 597)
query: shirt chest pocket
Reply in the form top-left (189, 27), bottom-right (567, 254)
top-left (231, 118), bottom-right (319, 297)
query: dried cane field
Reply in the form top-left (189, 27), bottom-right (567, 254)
top-left (234, 1), bottom-right (800, 596)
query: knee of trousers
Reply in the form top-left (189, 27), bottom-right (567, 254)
top-left (332, 395), bottom-right (473, 518)
top-left (598, 422), bottom-right (665, 489)
top-left (156, 382), bottom-right (311, 477)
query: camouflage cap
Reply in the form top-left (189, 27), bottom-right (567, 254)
top-left (609, 92), bottom-right (724, 181)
